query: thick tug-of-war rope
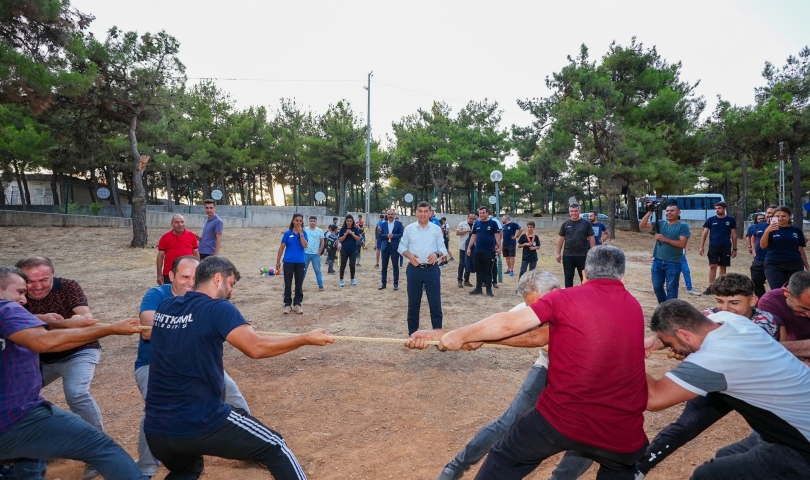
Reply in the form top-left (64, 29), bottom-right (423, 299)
top-left (135, 325), bottom-right (670, 353)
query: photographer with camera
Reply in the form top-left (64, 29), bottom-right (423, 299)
top-left (641, 201), bottom-right (691, 304)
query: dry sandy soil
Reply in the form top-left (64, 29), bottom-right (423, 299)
top-left (0, 224), bottom-right (756, 479)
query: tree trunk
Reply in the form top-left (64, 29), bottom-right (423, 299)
top-left (338, 163), bottom-right (346, 216)
top-left (129, 116), bottom-right (149, 248)
top-left (627, 192), bottom-right (640, 233)
top-left (89, 169), bottom-right (97, 204)
top-left (50, 172), bottom-right (60, 206)
top-left (165, 167), bottom-right (173, 213)
top-left (106, 165), bottom-right (124, 217)
top-left (737, 152), bottom-right (749, 239)
top-left (12, 161), bottom-right (27, 205)
top-left (790, 147), bottom-right (803, 225)
top-left (268, 170), bottom-right (276, 206)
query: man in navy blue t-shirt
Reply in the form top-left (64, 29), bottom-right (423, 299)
top-left (467, 206), bottom-right (502, 296)
top-left (746, 207), bottom-right (775, 298)
top-left (144, 256), bottom-right (334, 479)
top-left (500, 215), bottom-right (522, 277)
top-left (699, 201), bottom-right (738, 295)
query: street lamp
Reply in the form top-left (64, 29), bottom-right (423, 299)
top-left (490, 170), bottom-right (503, 283)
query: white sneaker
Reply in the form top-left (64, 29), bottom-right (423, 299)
top-left (686, 289), bottom-right (702, 296)
top-left (634, 471), bottom-right (645, 480)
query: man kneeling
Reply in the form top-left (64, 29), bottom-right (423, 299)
top-left (144, 256), bottom-right (334, 479)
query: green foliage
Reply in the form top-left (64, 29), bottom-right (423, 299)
top-left (89, 202), bottom-right (103, 215)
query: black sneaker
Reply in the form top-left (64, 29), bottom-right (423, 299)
top-left (464, 281), bottom-right (474, 287)
top-left (492, 283), bottom-right (499, 289)
top-left (703, 287), bottom-right (712, 295)
top-left (378, 284), bottom-right (386, 290)
top-left (469, 289), bottom-right (483, 295)
top-left (458, 280), bottom-right (464, 288)
top-left (486, 290), bottom-right (494, 297)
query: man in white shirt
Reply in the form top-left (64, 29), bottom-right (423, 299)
top-left (398, 202), bottom-right (448, 335)
top-left (646, 299), bottom-right (810, 479)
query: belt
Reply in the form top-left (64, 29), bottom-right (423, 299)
top-left (416, 263), bottom-right (435, 268)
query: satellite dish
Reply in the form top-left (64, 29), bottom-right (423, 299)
top-left (315, 191), bottom-right (326, 202)
top-left (211, 189), bottom-right (223, 201)
top-left (96, 187), bottom-right (110, 199)
top-left (404, 193), bottom-right (414, 203)
top-left (568, 196), bottom-right (579, 206)
top-left (489, 195), bottom-right (497, 205)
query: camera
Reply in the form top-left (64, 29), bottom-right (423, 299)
top-left (644, 199), bottom-right (663, 212)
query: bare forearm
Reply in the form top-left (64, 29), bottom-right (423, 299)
top-left (490, 326), bottom-right (549, 348)
top-left (29, 324), bottom-right (120, 353)
top-left (249, 335), bottom-right (313, 359)
top-left (782, 340), bottom-right (810, 358)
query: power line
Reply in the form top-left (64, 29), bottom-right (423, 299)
top-left (186, 77), bottom-right (358, 82)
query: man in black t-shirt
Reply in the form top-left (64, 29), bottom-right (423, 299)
top-left (555, 204), bottom-right (595, 288)
top-left (467, 206), bottom-right (502, 296)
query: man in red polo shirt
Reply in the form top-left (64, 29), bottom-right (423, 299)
top-left (156, 214), bottom-right (199, 285)
top-left (439, 245), bottom-right (647, 479)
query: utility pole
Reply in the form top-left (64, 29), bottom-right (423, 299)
top-left (364, 71), bottom-right (373, 217)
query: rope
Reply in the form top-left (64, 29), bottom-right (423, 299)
top-left (136, 326), bottom-right (670, 354)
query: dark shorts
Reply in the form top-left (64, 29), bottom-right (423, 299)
top-left (707, 246), bottom-right (732, 266)
top-left (502, 245), bottom-right (517, 258)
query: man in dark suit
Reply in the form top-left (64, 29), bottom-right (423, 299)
top-left (378, 209), bottom-right (404, 291)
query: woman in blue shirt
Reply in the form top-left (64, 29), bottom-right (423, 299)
top-left (275, 213), bottom-right (308, 314)
top-left (338, 215), bottom-right (361, 287)
top-left (760, 206), bottom-right (809, 289)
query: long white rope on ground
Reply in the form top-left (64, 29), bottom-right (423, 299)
top-left (136, 325), bottom-right (671, 354)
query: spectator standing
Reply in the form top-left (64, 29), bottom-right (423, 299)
top-left (640, 203), bottom-right (690, 303)
top-left (555, 203), bottom-right (595, 288)
top-left (698, 201), bottom-right (738, 294)
top-left (375, 213), bottom-right (385, 268)
top-left (500, 215), bottom-right (522, 276)
top-left (746, 207), bottom-right (775, 298)
top-left (760, 205), bottom-right (809, 290)
top-left (156, 214), bottom-right (199, 285)
top-left (398, 202), bottom-right (447, 335)
top-left (275, 213), bottom-right (308, 314)
top-left (588, 211), bottom-right (610, 245)
top-left (517, 221), bottom-right (542, 278)
top-left (302, 216), bottom-right (325, 292)
top-left (198, 200), bottom-right (223, 259)
top-left (378, 209), bottom-right (404, 291)
top-left (467, 206), bottom-right (501, 297)
top-left (456, 212), bottom-right (477, 288)
top-left (338, 215), bottom-right (362, 287)
top-left (324, 225), bottom-right (339, 274)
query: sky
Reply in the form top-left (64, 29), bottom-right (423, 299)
top-left (71, 0), bottom-right (810, 153)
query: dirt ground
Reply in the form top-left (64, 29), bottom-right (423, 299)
top-left (0, 224), bottom-right (756, 480)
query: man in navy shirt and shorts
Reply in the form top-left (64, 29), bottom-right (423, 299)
top-left (698, 201), bottom-right (738, 295)
top-left (144, 256), bottom-right (334, 479)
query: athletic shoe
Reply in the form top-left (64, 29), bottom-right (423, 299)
top-left (394, 284), bottom-right (399, 291)
top-left (340, 280), bottom-right (345, 287)
top-left (293, 305), bottom-right (304, 315)
top-left (469, 289), bottom-right (483, 295)
top-left (375, 263), bottom-right (379, 268)
top-left (351, 279), bottom-right (357, 286)
top-left (509, 270), bottom-right (515, 276)
top-left (492, 283), bottom-right (499, 289)
top-left (703, 287), bottom-right (712, 295)
top-left (463, 281), bottom-right (474, 287)
top-left (378, 284), bottom-right (387, 290)
top-left (283, 306), bottom-right (291, 314)
top-left (318, 286), bottom-right (324, 292)
top-left (487, 290), bottom-right (494, 297)
top-left (458, 280), bottom-right (464, 288)
top-left (436, 466), bottom-right (461, 480)
top-left (686, 289), bottom-right (701, 296)
top-left (634, 471), bottom-right (645, 480)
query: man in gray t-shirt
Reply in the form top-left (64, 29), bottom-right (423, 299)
top-left (555, 203), bottom-right (595, 288)
top-left (641, 203), bottom-right (691, 303)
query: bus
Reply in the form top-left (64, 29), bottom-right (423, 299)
top-left (636, 194), bottom-right (725, 221)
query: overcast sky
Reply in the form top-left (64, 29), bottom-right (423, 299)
top-left (72, 0), bottom-right (809, 151)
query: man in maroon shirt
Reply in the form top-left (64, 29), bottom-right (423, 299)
top-left (439, 245), bottom-right (647, 479)
top-left (760, 271), bottom-right (810, 359)
top-left (14, 256), bottom-right (105, 479)
top-left (156, 214), bottom-right (199, 285)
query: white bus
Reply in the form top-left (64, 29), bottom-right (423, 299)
top-left (636, 194), bottom-right (725, 221)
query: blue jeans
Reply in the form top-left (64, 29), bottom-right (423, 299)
top-left (40, 348), bottom-right (104, 432)
top-left (446, 366), bottom-right (593, 479)
top-left (651, 258), bottom-right (681, 304)
top-left (303, 253), bottom-right (323, 287)
top-left (692, 431), bottom-right (810, 479)
top-left (405, 264), bottom-right (442, 335)
top-left (0, 403), bottom-right (146, 480)
top-left (680, 253), bottom-right (694, 291)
